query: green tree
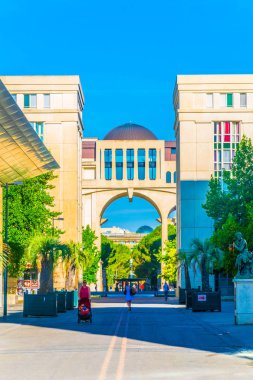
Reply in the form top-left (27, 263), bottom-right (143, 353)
top-left (106, 244), bottom-right (131, 287)
top-left (157, 237), bottom-right (177, 284)
top-left (3, 172), bottom-right (61, 276)
top-left (81, 226), bottom-right (101, 284)
top-left (64, 241), bottom-right (83, 290)
top-left (27, 235), bottom-right (70, 294)
top-left (203, 136), bottom-right (253, 276)
top-left (189, 238), bottom-right (223, 291)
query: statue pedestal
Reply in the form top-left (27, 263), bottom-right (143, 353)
top-left (234, 278), bottom-right (253, 325)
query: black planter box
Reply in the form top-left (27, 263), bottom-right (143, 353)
top-left (186, 290), bottom-right (193, 309)
top-left (73, 290), bottom-right (78, 308)
top-left (178, 287), bottom-right (186, 304)
top-left (66, 291), bottom-right (74, 310)
top-left (23, 293), bottom-right (57, 317)
top-left (56, 291), bottom-right (67, 313)
top-left (192, 291), bottom-right (221, 312)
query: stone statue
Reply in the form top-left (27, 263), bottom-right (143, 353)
top-left (233, 232), bottom-right (253, 277)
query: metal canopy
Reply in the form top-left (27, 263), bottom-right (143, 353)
top-left (0, 80), bottom-right (59, 184)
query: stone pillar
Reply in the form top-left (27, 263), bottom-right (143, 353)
top-left (134, 148), bottom-right (138, 180)
top-left (234, 278), bottom-right (253, 324)
top-left (156, 149), bottom-right (161, 180)
top-left (122, 149), bottom-right (126, 180)
top-left (160, 212), bottom-right (168, 289)
top-left (111, 149), bottom-right (115, 180)
top-left (145, 149), bottom-right (149, 180)
top-left (101, 149), bottom-right (105, 180)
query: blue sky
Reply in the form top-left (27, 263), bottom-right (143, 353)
top-left (0, 0), bottom-right (252, 230)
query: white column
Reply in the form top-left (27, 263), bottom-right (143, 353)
top-left (122, 149), bottom-right (126, 180)
top-left (134, 149), bottom-right (138, 180)
top-left (111, 149), bottom-right (116, 180)
top-left (101, 149), bottom-right (105, 180)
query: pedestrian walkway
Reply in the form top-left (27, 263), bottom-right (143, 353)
top-left (1, 297), bottom-right (253, 379)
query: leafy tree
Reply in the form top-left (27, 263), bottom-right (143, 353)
top-left (27, 235), bottom-right (70, 293)
top-left (189, 238), bottom-right (223, 291)
top-left (81, 226), bottom-right (101, 284)
top-left (64, 241), bottom-right (83, 290)
top-left (3, 172), bottom-right (61, 276)
top-left (203, 136), bottom-right (253, 276)
top-left (157, 237), bottom-right (177, 284)
top-left (106, 243), bottom-right (131, 287)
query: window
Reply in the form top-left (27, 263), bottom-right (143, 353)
top-left (104, 149), bottom-right (112, 180)
top-left (206, 93), bottom-right (213, 108)
top-left (173, 171), bottom-right (177, 183)
top-left (30, 122), bottom-right (44, 141)
top-left (171, 147), bottom-right (176, 155)
top-left (11, 94), bottom-right (17, 102)
top-left (240, 93), bottom-right (247, 107)
top-left (44, 94), bottom-right (50, 108)
top-left (214, 121), bottom-right (240, 177)
top-left (138, 149), bottom-right (145, 180)
top-left (115, 149), bottom-right (123, 180)
top-left (127, 149), bottom-right (134, 180)
top-left (24, 94), bottom-right (37, 108)
top-left (220, 93), bottom-right (233, 108)
top-left (166, 171), bottom-right (171, 183)
top-left (149, 149), bottom-right (156, 180)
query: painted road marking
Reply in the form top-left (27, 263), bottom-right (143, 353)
top-left (98, 308), bottom-right (124, 380)
top-left (115, 311), bottom-right (130, 380)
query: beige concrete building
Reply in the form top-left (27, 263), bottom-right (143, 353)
top-left (173, 74), bottom-right (253, 287)
top-left (0, 76), bottom-right (84, 243)
top-left (82, 123), bottom-right (176, 288)
top-left (0, 80), bottom-right (59, 315)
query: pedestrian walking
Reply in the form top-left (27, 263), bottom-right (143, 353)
top-left (79, 280), bottom-right (91, 307)
top-left (163, 281), bottom-right (169, 302)
top-left (124, 281), bottom-right (135, 311)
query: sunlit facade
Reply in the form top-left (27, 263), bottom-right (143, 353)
top-left (174, 74), bottom-right (253, 288)
top-left (82, 123), bottom-right (176, 289)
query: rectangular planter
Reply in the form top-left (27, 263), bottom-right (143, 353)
top-left (73, 290), bottom-right (78, 308)
top-left (56, 291), bottom-right (67, 313)
top-left (178, 287), bottom-right (186, 304)
top-left (192, 291), bottom-right (221, 312)
top-left (23, 293), bottom-right (57, 317)
top-left (66, 291), bottom-right (74, 310)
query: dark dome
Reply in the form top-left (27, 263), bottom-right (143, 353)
top-left (104, 123), bottom-right (157, 140)
top-left (136, 225), bottom-right (153, 234)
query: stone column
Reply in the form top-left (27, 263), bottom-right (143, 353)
top-left (111, 149), bottom-right (116, 180)
top-left (161, 211), bottom-right (168, 289)
top-left (134, 148), bottom-right (138, 180)
top-left (234, 278), bottom-right (253, 324)
top-left (145, 149), bottom-right (149, 181)
top-left (100, 149), bottom-right (105, 180)
top-left (122, 149), bottom-right (126, 180)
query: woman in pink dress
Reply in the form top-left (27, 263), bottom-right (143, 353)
top-left (79, 280), bottom-right (91, 308)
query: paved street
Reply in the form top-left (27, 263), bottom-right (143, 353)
top-left (1, 297), bottom-right (253, 380)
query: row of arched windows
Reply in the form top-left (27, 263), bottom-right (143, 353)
top-left (166, 171), bottom-right (176, 183)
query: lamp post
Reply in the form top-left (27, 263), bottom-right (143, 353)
top-left (52, 217), bottom-right (64, 236)
top-left (2, 181), bottom-right (23, 316)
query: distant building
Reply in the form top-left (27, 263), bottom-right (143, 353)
top-left (136, 225), bottom-right (153, 234)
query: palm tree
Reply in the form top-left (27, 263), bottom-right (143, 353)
top-left (189, 238), bottom-right (223, 291)
top-left (64, 241), bottom-right (83, 290)
top-left (176, 250), bottom-right (191, 290)
top-left (27, 235), bottom-right (70, 294)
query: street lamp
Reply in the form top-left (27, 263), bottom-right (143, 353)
top-left (52, 217), bottom-right (64, 236)
top-left (2, 181), bottom-right (23, 316)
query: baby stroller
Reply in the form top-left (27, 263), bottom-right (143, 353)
top-left (78, 298), bottom-right (92, 324)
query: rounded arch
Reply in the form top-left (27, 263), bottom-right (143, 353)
top-left (99, 190), bottom-right (162, 222)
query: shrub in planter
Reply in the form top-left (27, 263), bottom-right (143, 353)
top-left (192, 290), bottom-right (221, 312)
top-left (23, 293), bottom-right (57, 317)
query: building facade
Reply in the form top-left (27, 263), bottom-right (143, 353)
top-left (0, 76), bottom-right (84, 244)
top-left (173, 74), bottom-right (253, 287)
top-left (82, 123), bottom-right (176, 288)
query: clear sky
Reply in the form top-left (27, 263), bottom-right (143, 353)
top-left (0, 0), bottom-right (252, 229)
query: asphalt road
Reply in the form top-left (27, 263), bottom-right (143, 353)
top-left (0, 297), bottom-right (253, 380)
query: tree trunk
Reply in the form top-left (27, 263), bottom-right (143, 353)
top-left (65, 261), bottom-right (76, 290)
top-left (39, 258), bottom-right (54, 294)
top-left (184, 264), bottom-right (191, 290)
top-left (201, 259), bottom-right (210, 291)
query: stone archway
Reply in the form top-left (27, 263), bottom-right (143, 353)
top-left (83, 187), bottom-right (176, 289)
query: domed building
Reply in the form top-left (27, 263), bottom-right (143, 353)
top-left (136, 225), bottom-right (153, 234)
top-left (82, 122), bottom-right (176, 289)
